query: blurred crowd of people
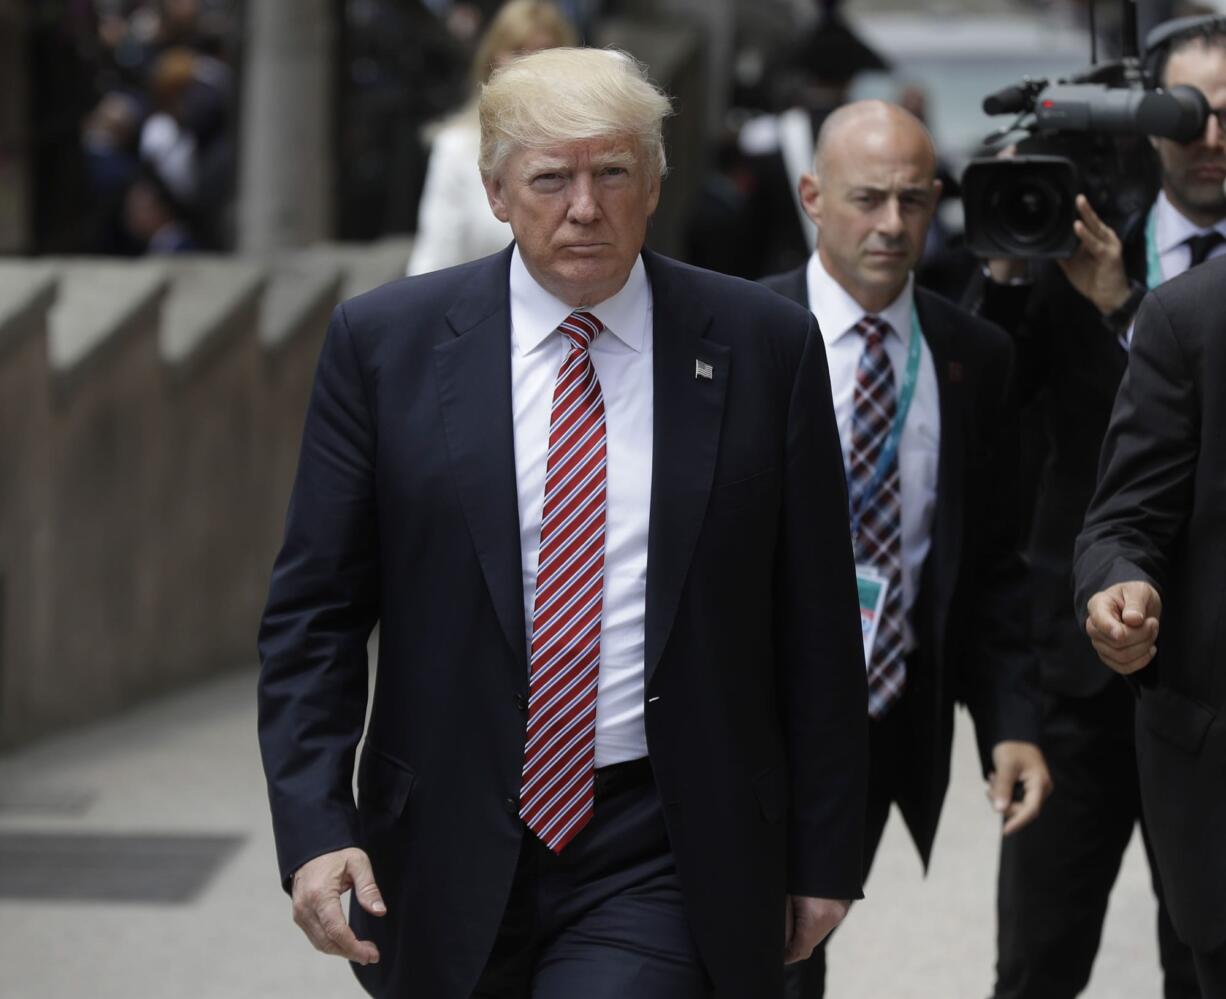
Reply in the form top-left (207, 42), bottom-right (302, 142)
top-left (53, 0), bottom-right (239, 255)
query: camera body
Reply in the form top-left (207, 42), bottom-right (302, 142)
top-left (962, 64), bottom-right (1206, 259)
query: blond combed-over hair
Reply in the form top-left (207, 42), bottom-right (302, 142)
top-left (478, 47), bottom-right (672, 181)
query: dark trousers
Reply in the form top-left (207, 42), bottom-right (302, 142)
top-left (994, 682), bottom-right (1200, 999)
top-left (1192, 941), bottom-right (1226, 998)
top-left (782, 702), bottom-right (907, 998)
top-left (472, 760), bottom-right (711, 999)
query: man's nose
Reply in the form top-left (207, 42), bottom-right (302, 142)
top-left (877, 198), bottom-right (905, 236)
top-left (1205, 109), bottom-right (1225, 150)
top-left (567, 175), bottom-right (600, 224)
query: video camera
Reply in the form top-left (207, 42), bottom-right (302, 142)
top-left (962, 0), bottom-right (1209, 259)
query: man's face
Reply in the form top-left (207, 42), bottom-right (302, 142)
top-left (484, 136), bottom-right (660, 307)
top-left (1157, 44), bottom-right (1226, 224)
top-left (799, 122), bottom-right (940, 311)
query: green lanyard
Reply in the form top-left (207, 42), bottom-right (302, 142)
top-left (1144, 202), bottom-right (1163, 290)
top-left (848, 306), bottom-right (923, 541)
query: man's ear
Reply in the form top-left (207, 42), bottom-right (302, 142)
top-left (483, 173), bottom-right (511, 223)
top-left (645, 171), bottom-right (662, 218)
top-left (798, 172), bottom-right (822, 227)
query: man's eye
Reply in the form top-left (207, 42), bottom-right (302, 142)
top-left (602, 167), bottom-right (627, 176)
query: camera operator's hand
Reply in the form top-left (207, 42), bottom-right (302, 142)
top-left (1058, 194), bottom-right (1131, 316)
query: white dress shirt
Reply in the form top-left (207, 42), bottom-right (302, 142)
top-left (1151, 189), bottom-right (1226, 281)
top-left (1123, 192), bottom-right (1226, 347)
top-left (509, 247), bottom-right (653, 766)
top-left (806, 251), bottom-right (940, 648)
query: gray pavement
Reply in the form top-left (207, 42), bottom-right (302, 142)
top-left (0, 669), bottom-right (1162, 998)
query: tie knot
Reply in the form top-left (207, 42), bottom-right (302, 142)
top-left (1186, 230), bottom-right (1226, 269)
top-left (854, 315), bottom-right (892, 347)
top-left (558, 311), bottom-right (603, 351)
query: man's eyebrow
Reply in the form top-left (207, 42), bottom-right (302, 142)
top-left (847, 184), bottom-right (933, 197)
top-left (591, 150), bottom-right (637, 169)
top-left (520, 159), bottom-right (569, 179)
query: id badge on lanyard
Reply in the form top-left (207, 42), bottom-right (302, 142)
top-left (855, 564), bottom-right (889, 665)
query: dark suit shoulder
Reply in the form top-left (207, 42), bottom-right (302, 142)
top-left (758, 265), bottom-right (808, 309)
top-left (915, 285), bottom-right (1012, 361)
top-left (646, 252), bottom-right (815, 345)
top-left (1148, 255), bottom-right (1226, 344)
top-left (338, 248), bottom-right (510, 332)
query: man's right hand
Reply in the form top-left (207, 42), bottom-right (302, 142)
top-left (1056, 194), bottom-right (1131, 316)
top-left (1085, 580), bottom-right (1162, 675)
top-left (291, 847), bottom-right (386, 965)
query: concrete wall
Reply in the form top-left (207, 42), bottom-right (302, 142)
top-left (0, 241), bottom-right (410, 747)
top-left (0, 271), bottom-right (57, 741)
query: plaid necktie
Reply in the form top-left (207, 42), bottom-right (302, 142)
top-left (848, 315), bottom-right (906, 718)
top-left (519, 311), bottom-right (607, 853)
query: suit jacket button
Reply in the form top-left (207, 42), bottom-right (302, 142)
top-left (504, 796), bottom-right (518, 813)
top-left (514, 693), bottom-right (528, 712)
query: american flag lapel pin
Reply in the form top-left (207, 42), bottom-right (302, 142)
top-left (695, 359), bottom-right (714, 381)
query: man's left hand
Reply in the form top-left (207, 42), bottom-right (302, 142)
top-left (783, 895), bottom-right (850, 963)
top-left (986, 741), bottom-right (1052, 835)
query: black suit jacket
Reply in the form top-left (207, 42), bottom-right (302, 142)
top-left (1074, 257), bottom-right (1226, 954)
top-left (971, 224), bottom-right (1148, 697)
top-left (762, 266), bottom-right (1040, 865)
top-left (258, 247), bottom-right (869, 998)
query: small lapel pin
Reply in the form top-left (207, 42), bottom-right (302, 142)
top-left (695, 359), bottom-right (713, 381)
top-left (948, 361), bottom-right (964, 384)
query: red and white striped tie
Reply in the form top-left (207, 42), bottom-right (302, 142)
top-left (519, 310), bottom-right (608, 853)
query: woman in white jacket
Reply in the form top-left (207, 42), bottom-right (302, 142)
top-left (407, 0), bottom-right (578, 276)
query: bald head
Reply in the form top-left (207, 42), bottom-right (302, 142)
top-left (813, 100), bottom-right (937, 181)
top-left (799, 99), bottom-right (942, 313)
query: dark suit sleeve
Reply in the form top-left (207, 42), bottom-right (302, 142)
top-left (1074, 291), bottom-right (1197, 617)
top-left (972, 273), bottom-right (1050, 407)
top-left (956, 335), bottom-right (1041, 768)
top-left (776, 314), bottom-right (870, 900)
top-left (257, 302), bottom-right (380, 889)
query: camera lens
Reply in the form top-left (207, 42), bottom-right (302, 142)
top-left (962, 156), bottom-right (1079, 259)
top-left (991, 176), bottom-right (1067, 248)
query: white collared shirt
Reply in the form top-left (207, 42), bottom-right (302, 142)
top-left (1152, 189), bottom-right (1226, 280)
top-left (509, 246), bottom-right (653, 766)
top-left (806, 251), bottom-right (940, 648)
top-left (1124, 192), bottom-right (1226, 347)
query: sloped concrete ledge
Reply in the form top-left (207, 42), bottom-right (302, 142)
top-left (47, 260), bottom-right (168, 397)
top-left (259, 257), bottom-right (342, 352)
top-left (160, 258), bottom-right (269, 382)
top-left (0, 267), bottom-right (57, 363)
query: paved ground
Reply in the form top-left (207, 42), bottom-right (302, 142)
top-left (0, 668), bottom-right (1164, 998)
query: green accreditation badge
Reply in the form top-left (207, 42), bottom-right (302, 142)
top-left (855, 564), bottom-right (890, 667)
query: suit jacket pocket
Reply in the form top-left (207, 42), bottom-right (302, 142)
top-left (752, 766), bottom-right (787, 825)
top-left (358, 745), bottom-right (417, 818)
top-left (1139, 686), bottom-right (1215, 755)
top-left (707, 467), bottom-right (780, 518)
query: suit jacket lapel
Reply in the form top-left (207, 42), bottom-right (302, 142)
top-left (433, 247), bottom-right (529, 676)
top-left (642, 251), bottom-right (730, 687)
top-left (915, 294), bottom-right (963, 654)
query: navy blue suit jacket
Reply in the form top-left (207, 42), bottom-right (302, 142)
top-left (258, 246), bottom-right (868, 998)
